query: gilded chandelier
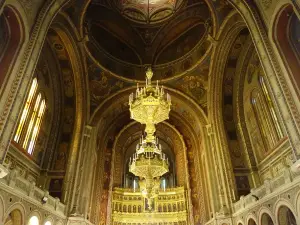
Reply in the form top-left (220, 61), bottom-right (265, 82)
top-left (129, 136), bottom-right (169, 209)
top-left (128, 68), bottom-right (171, 209)
top-left (129, 68), bottom-right (171, 142)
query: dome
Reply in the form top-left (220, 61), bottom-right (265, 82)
top-left (85, 0), bottom-right (212, 80)
top-left (118, 0), bottom-right (183, 24)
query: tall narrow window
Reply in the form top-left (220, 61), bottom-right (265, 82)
top-left (251, 97), bottom-right (269, 151)
top-left (14, 78), bottom-right (38, 142)
top-left (28, 99), bottom-right (46, 154)
top-left (23, 93), bottom-right (41, 149)
top-left (14, 78), bottom-right (46, 155)
top-left (259, 76), bottom-right (284, 139)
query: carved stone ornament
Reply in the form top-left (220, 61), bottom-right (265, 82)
top-left (0, 164), bottom-right (8, 178)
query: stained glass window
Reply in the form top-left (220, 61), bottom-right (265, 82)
top-left (14, 78), bottom-right (38, 142)
top-left (14, 78), bottom-right (46, 155)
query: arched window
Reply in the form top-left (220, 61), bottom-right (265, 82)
top-left (274, 5), bottom-right (300, 96)
top-left (0, 7), bottom-right (24, 90)
top-left (28, 216), bottom-right (39, 225)
top-left (161, 177), bottom-right (167, 190)
top-left (261, 213), bottom-right (274, 225)
top-left (4, 209), bottom-right (22, 225)
top-left (251, 87), bottom-right (279, 151)
top-left (278, 206), bottom-right (297, 225)
top-left (259, 76), bottom-right (284, 140)
top-left (248, 219), bottom-right (257, 225)
top-left (13, 78), bottom-right (46, 155)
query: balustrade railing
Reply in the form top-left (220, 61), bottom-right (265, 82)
top-left (233, 166), bottom-right (299, 213)
top-left (0, 169), bottom-right (66, 216)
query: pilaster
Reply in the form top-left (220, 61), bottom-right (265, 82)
top-left (69, 125), bottom-right (94, 218)
top-left (205, 124), bottom-right (232, 216)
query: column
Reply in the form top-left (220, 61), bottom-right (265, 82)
top-left (68, 125), bottom-right (95, 218)
top-left (205, 124), bottom-right (233, 215)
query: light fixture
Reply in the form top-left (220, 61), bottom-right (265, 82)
top-left (42, 196), bottom-right (48, 204)
top-left (128, 68), bottom-right (171, 210)
top-left (129, 68), bottom-right (171, 143)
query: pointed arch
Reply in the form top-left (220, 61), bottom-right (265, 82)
top-left (273, 4), bottom-right (300, 98)
top-left (47, 13), bottom-right (88, 208)
top-left (0, 5), bottom-right (24, 91)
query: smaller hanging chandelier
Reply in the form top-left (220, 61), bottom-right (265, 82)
top-left (129, 135), bottom-right (169, 210)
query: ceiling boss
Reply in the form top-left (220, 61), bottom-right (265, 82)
top-left (128, 68), bottom-right (171, 210)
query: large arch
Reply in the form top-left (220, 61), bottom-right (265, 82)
top-left (107, 120), bottom-right (192, 223)
top-left (0, 5), bottom-right (24, 91)
top-left (208, 10), bottom-right (248, 208)
top-left (0, 0), bottom-right (68, 167)
top-left (47, 14), bottom-right (88, 212)
top-left (225, 0), bottom-right (300, 159)
top-left (88, 86), bottom-right (210, 225)
top-left (273, 4), bottom-right (300, 98)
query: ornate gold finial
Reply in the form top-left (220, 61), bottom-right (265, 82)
top-left (146, 67), bottom-right (153, 85)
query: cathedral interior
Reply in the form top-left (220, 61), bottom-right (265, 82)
top-left (0, 0), bottom-right (300, 225)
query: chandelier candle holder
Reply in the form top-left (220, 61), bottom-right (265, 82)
top-left (129, 135), bottom-right (169, 210)
top-left (128, 68), bottom-right (172, 210)
top-left (129, 68), bottom-right (171, 142)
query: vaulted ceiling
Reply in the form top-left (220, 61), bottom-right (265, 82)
top-left (61, 0), bottom-right (233, 112)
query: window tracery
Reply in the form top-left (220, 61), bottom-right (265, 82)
top-left (14, 78), bottom-right (46, 155)
top-left (251, 92), bottom-right (273, 151)
top-left (250, 75), bottom-right (284, 153)
top-left (259, 76), bottom-right (284, 140)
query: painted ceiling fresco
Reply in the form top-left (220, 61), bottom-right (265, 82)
top-left (116, 0), bottom-right (182, 24)
top-left (80, 0), bottom-right (233, 111)
top-left (86, 0), bottom-right (212, 80)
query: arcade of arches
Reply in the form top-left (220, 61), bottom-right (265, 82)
top-left (1, 0), bottom-right (300, 225)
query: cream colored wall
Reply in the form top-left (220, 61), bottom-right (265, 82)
top-left (204, 1), bottom-right (300, 224)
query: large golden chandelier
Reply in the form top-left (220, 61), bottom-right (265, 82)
top-left (129, 68), bottom-right (171, 142)
top-left (128, 68), bottom-right (171, 209)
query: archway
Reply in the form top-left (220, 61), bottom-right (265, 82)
top-left (261, 213), bottom-right (274, 225)
top-left (0, 6), bottom-right (24, 90)
top-left (4, 209), bottom-right (22, 225)
top-left (89, 87), bottom-right (209, 225)
top-left (274, 4), bottom-right (300, 97)
top-left (248, 218), bottom-right (257, 225)
top-left (27, 216), bottom-right (39, 225)
top-left (278, 206), bottom-right (297, 225)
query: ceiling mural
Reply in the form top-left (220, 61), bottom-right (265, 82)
top-left (85, 0), bottom-right (213, 81)
top-left (79, 0), bottom-right (234, 116)
top-left (114, 0), bottom-right (184, 24)
top-left (88, 59), bottom-right (131, 111)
